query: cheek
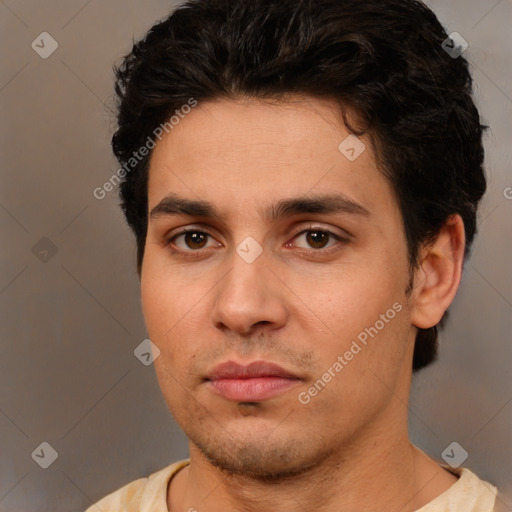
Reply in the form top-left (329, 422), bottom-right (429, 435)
top-left (294, 303), bottom-right (410, 433)
top-left (140, 266), bottom-right (209, 372)
top-left (292, 262), bottom-right (403, 335)
top-left (140, 274), bottom-right (170, 340)
top-left (140, 259), bottom-right (197, 340)
top-left (290, 262), bottom-right (411, 403)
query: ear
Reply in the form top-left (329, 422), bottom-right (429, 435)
top-left (410, 214), bottom-right (466, 329)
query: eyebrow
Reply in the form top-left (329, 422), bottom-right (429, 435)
top-left (149, 192), bottom-right (370, 221)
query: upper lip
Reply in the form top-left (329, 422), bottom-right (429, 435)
top-left (206, 360), bottom-right (300, 380)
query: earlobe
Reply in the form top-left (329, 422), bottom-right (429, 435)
top-left (410, 214), bottom-right (466, 330)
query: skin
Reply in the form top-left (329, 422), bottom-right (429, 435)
top-left (140, 95), bottom-right (466, 512)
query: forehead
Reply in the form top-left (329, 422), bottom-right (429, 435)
top-left (146, 96), bottom-right (396, 222)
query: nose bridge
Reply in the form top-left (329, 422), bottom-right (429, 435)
top-left (220, 246), bottom-right (268, 310)
top-left (211, 243), bottom-right (287, 334)
top-left (223, 231), bottom-right (268, 295)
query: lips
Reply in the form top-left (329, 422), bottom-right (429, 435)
top-left (207, 360), bottom-right (299, 380)
top-left (206, 360), bottom-right (301, 402)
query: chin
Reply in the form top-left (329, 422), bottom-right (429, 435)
top-left (188, 422), bottom-right (335, 481)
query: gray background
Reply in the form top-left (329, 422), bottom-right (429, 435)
top-left (1, 0), bottom-right (510, 510)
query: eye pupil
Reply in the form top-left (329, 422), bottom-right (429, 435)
top-left (306, 231), bottom-right (329, 249)
top-left (185, 232), bottom-right (208, 249)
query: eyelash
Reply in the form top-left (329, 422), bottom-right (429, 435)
top-left (164, 224), bottom-right (350, 257)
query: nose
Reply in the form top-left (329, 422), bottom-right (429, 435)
top-left (210, 247), bottom-right (289, 336)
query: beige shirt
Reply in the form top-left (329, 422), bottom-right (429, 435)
top-left (85, 459), bottom-right (499, 512)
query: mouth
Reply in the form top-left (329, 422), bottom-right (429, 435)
top-left (205, 360), bottom-right (302, 402)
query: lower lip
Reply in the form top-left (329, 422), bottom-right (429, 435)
top-left (208, 377), bottom-right (300, 401)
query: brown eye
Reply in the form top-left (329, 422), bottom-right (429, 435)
top-left (168, 230), bottom-right (218, 252)
top-left (305, 230), bottom-right (331, 249)
top-left (183, 232), bottom-right (209, 249)
top-left (292, 229), bottom-right (341, 251)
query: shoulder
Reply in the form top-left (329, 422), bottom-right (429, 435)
top-left (84, 459), bottom-right (190, 512)
top-left (417, 466), bottom-right (499, 512)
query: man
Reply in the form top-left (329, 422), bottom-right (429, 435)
top-left (86, 0), bottom-right (501, 510)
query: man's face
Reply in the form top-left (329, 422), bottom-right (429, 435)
top-left (141, 96), bottom-right (416, 478)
